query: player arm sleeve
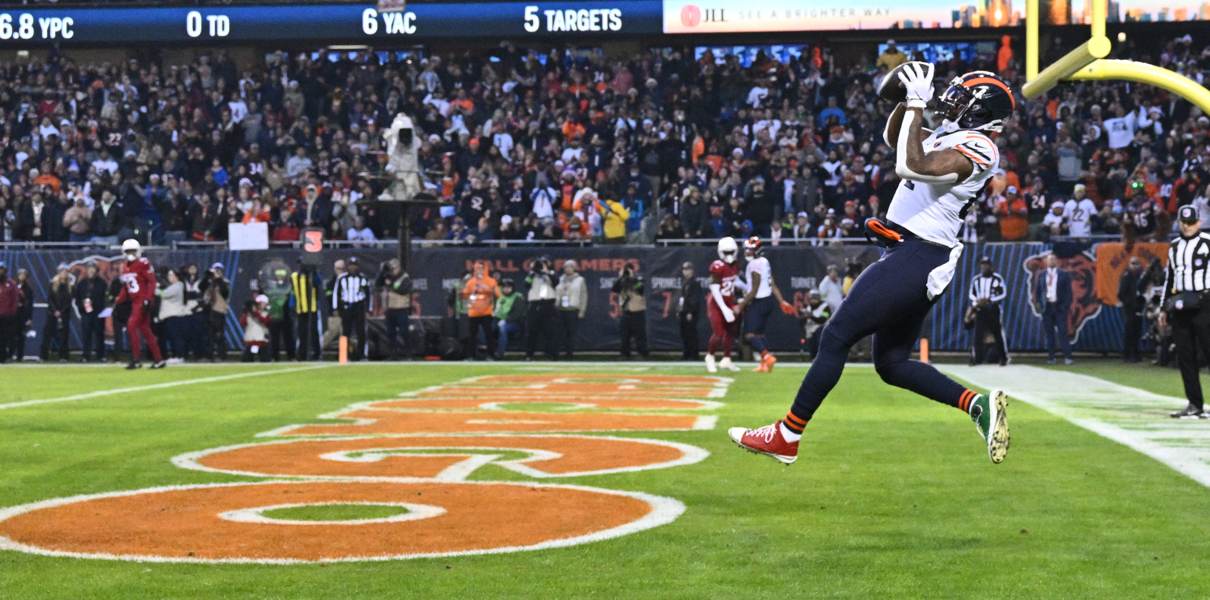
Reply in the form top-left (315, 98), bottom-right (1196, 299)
top-left (145, 270), bottom-right (158, 301)
top-left (708, 283), bottom-right (734, 321)
top-left (734, 276), bottom-right (750, 294)
top-left (743, 272), bottom-right (761, 302)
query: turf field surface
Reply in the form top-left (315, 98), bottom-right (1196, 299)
top-left (1, 361), bottom-right (1209, 598)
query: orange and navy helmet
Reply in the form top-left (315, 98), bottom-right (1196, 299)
top-left (743, 236), bottom-right (762, 257)
top-left (931, 71), bottom-right (1016, 133)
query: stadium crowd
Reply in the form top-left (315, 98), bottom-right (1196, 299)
top-left (0, 34), bottom-right (1206, 249)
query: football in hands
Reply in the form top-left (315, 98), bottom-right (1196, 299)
top-left (877, 60), bottom-right (933, 103)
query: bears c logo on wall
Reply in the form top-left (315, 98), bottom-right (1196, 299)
top-left (1022, 250), bottom-right (1102, 345)
top-left (680, 4), bottom-right (701, 27)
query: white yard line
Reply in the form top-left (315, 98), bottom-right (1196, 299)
top-left (0, 364), bottom-right (334, 411)
top-left (940, 364), bottom-right (1210, 488)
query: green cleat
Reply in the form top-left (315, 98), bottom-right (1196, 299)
top-left (970, 389), bottom-right (1009, 464)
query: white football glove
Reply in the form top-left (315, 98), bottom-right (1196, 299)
top-left (897, 62), bottom-right (935, 109)
top-left (722, 306), bottom-right (736, 323)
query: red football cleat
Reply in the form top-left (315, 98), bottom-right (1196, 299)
top-left (728, 421), bottom-right (799, 464)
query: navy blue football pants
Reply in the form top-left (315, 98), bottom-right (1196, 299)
top-left (743, 296), bottom-right (776, 353)
top-left (789, 239), bottom-right (969, 422)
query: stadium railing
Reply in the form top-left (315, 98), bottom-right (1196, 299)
top-left (0, 237), bottom-right (887, 251)
top-left (0, 234), bottom-right (1129, 252)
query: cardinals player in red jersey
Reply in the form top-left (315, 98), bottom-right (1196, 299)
top-left (116, 239), bottom-right (166, 369)
top-left (705, 236), bottom-right (743, 373)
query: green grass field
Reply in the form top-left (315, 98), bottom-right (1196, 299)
top-left (2, 361), bottom-right (1209, 598)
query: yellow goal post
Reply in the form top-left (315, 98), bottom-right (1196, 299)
top-left (1022, 0), bottom-right (1210, 114)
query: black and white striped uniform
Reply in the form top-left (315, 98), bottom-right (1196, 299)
top-left (1162, 233), bottom-right (1210, 306)
top-left (332, 273), bottom-right (371, 311)
top-left (1163, 232), bottom-right (1210, 411)
top-left (968, 272), bottom-right (1008, 305)
top-left (967, 271), bottom-right (1009, 365)
top-left (332, 272), bottom-right (371, 360)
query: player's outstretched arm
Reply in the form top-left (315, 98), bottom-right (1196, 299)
top-left (736, 272), bottom-right (759, 314)
top-left (769, 279), bottom-right (795, 314)
top-left (892, 63), bottom-right (973, 184)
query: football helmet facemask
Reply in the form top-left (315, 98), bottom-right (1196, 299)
top-left (929, 71), bottom-right (1016, 133)
top-left (743, 236), bottom-right (762, 258)
top-left (121, 238), bottom-right (141, 262)
top-left (717, 237), bottom-right (739, 264)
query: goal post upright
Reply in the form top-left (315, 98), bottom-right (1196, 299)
top-left (1022, 0), bottom-right (1210, 114)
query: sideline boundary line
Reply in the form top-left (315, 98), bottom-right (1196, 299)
top-left (0, 365), bottom-right (335, 411)
top-left (942, 364), bottom-right (1210, 488)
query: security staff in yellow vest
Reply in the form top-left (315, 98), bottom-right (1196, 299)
top-left (291, 261), bottom-right (322, 361)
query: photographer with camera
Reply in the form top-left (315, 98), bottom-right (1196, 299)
top-left (612, 262), bottom-right (649, 359)
top-left (525, 256), bottom-right (558, 360)
top-left (200, 263), bottom-right (231, 361)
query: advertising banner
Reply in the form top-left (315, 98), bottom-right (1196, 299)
top-left (662, 0), bottom-right (1208, 33)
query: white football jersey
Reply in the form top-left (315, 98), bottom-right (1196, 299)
top-left (745, 256), bottom-right (773, 299)
top-left (1064, 198), bottom-right (1097, 236)
top-left (886, 122), bottom-right (999, 248)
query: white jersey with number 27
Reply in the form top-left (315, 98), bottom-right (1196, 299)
top-left (886, 121), bottom-right (1000, 249)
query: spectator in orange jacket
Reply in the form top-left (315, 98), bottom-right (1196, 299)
top-left (462, 261), bottom-right (500, 360)
top-left (995, 186), bottom-right (1029, 241)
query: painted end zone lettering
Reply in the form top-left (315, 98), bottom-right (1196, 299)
top-left (0, 374), bottom-right (728, 563)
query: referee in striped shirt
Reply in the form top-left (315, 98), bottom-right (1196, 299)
top-left (1160, 205), bottom-right (1210, 418)
top-left (967, 256), bottom-right (1009, 366)
top-left (332, 257), bottom-right (372, 361)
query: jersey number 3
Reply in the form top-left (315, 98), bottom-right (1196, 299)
top-left (120, 273), bottom-right (140, 294)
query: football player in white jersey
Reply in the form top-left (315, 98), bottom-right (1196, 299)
top-left (734, 237), bottom-right (797, 372)
top-left (731, 64), bottom-right (1014, 466)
